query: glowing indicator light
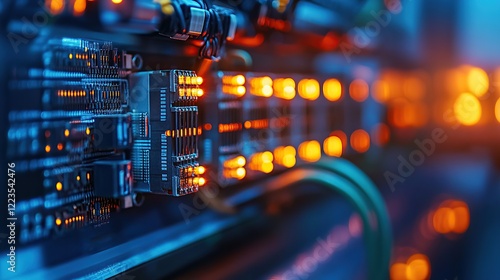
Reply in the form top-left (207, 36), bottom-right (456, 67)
top-left (350, 129), bottom-right (370, 153)
top-left (298, 140), bottom-right (321, 162)
top-left (250, 76), bottom-right (273, 97)
top-left (224, 156), bottom-right (246, 169)
top-left (274, 78), bottom-right (296, 100)
top-left (235, 167), bottom-right (246, 179)
top-left (298, 79), bottom-right (320, 100)
top-left (323, 79), bottom-right (342, 102)
top-left (390, 254), bottom-right (430, 280)
top-left (198, 178), bottom-right (206, 186)
top-left (249, 151), bottom-right (274, 173)
top-left (73, 0), bottom-right (86, 16)
top-left (453, 93), bottom-right (481, 126)
top-left (46, 0), bottom-right (64, 15)
top-left (233, 75), bottom-right (246, 85)
top-left (467, 67), bottom-right (489, 97)
top-left (323, 136), bottom-right (343, 157)
top-left (197, 89), bottom-right (204, 97)
top-left (274, 146), bottom-right (296, 168)
top-left (198, 166), bottom-right (206, 175)
top-left (432, 200), bottom-right (470, 234)
top-left (196, 76), bottom-right (204, 85)
top-left (349, 79), bottom-right (369, 102)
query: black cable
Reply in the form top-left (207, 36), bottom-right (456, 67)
top-left (172, 1), bottom-right (187, 33)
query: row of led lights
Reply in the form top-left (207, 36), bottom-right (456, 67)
top-left (380, 65), bottom-right (500, 128)
top-left (47, 126), bottom-right (382, 183)
top-left (222, 74), bottom-right (370, 102)
top-left (221, 130), bottom-right (373, 180)
top-left (44, 128), bottom-right (91, 153)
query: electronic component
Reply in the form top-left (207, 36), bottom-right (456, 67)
top-left (129, 70), bottom-right (201, 196)
top-left (93, 160), bottom-right (133, 198)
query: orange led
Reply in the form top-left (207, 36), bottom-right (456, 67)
top-left (390, 262), bottom-right (407, 280)
top-left (349, 79), bottom-right (369, 102)
top-left (323, 136), bottom-right (343, 157)
top-left (406, 254), bottom-right (430, 280)
top-left (274, 146), bottom-right (296, 168)
top-left (249, 151), bottom-right (274, 173)
top-left (250, 76), bottom-right (273, 97)
top-left (198, 178), bottom-right (206, 186)
top-left (467, 67), bottom-right (489, 97)
top-left (197, 89), bottom-right (204, 97)
top-left (453, 93), bottom-right (481, 126)
top-left (57, 143), bottom-right (64, 151)
top-left (56, 182), bottom-right (63, 191)
top-left (73, 0), bottom-right (86, 16)
top-left (45, 145), bottom-right (51, 153)
top-left (390, 254), bottom-right (431, 280)
top-left (298, 140), bottom-right (321, 162)
top-left (224, 167), bottom-right (246, 180)
top-left (232, 75), bottom-right (246, 86)
top-left (197, 166), bottom-right (206, 175)
top-left (432, 200), bottom-right (470, 234)
top-left (274, 78), bottom-right (296, 100)
top-left (350, 129), bottom-right (370, 153)
top-left (46, 0), bottom-right (64, 15)
top-left (235, 167), bottom-right (246, 179)
top-left (298, 79), bottom-right (320, 100)
top-left (222, 84), bottom-right (246, 97)
top-left (224, 155), bottom-right (246, 169)
top-left (323, 79), bottom-right (342, 102)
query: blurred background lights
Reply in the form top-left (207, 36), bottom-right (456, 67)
top-left (390, 253), bottom-right (431, 280)
top-left (323, 136), bottom-right (343, 157)
top-left (432, 200), bottom-right (470, 234)
top-left (467, 67), bottom-right (489, 97)
top-left (323, 79), bottom-right (342, 102)
top-left (453, 93), bottom-right (482, 126)
top-left (350, 129), bottom-right (370, 153)
top-left (349, 79), bottom-right (369, 102)
top-left (298, 140), bottom-right (321, 162)
top-left (298, 79), bottom-right (320, 100)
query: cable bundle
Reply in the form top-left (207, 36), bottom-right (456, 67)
top-left (157, 0), bottom-right (233, 61)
